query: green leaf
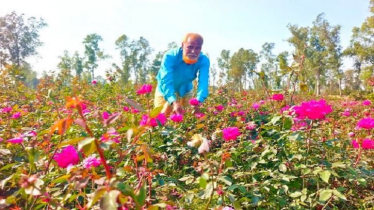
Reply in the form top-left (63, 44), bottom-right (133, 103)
top-left (100, 190), bottom-right (120, 210)
top-left (225, 159), bottom-right (233, 167)
top-left (319, 189), bottom-right (332, 202)
top-left (289, 191), bottom-right (303, 198)
top-left (269, 115), bottom-right (282, 125)
top-left (116, 168), bottom-right (127, 177)
top-left (302, 168), bottom-right (311, 175)
top-left (87, 186), bottom-right (106, 208)
top-left (218, 176), bottom-right (232, 186)
top-left (332, 162), bottom-right (346, 168)
top-left (179, 176), bottom-right (194, 182)
top-left (135, 182), bottom-right (146, 208)
top-left (279, 164), bottom-right (287, 173)
top-left (357, 178), bottom-right (367, 186)
top-left (283, 117), bottom-right (292, 130)
top-left (149, 106), bottom-right (163, 118)
top-left (1, 174), bottom-right (14, 189)
top-left (233, 200), bottom-right (243, 210)
top-left (201, 182), bottom-right (213, 199)
top-left (199, 177), bottom-right (207, 188)
top-left (333, 189), bottom-right (347, 200)
top-left (78, 137), bottom-right (96, 156)
top-left (0, 163), bottom-right (17, 171)
top-left (125, 98), bottom-right (145, 112)
top-left (117, 183), bottom-right (134, 197)
top-left (27, 148), bottom-right (39, 172)
top-left (319, 170), bottom-right (331, 183)
top-left (51, 175), bottom-right (70, 184)
top-left (301, 195), bottom-right (307, 202)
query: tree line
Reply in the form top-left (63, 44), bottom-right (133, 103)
top-left (1, 0), bottom-right (374, 95)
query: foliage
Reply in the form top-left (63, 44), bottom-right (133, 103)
top-left (0, 66), bottom-right (373, 210)
top-left (0, 11), bottom-right (47, 67)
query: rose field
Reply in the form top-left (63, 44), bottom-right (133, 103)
top-left (0, 71), bottom-right (373, 210)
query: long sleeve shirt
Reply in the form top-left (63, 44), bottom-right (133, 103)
top-left (156, 47), bottom-right (210, 104)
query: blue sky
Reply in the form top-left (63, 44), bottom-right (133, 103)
top-left (1, 0), bottom-right (371, 77)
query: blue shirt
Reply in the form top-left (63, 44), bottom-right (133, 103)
top-left (156, 47), bottom-right (210, 104)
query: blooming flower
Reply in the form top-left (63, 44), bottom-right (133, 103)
top-left (362, 100), bottom-right (371, 106)
top-left (189, 98), bottom-right (200, 106)
top-left (101, 128), bottom-right (121, 143)
top-left (351, 140), bottom-right (359, 148)
top-left (102, 111), bottom-right (110, 120)
top-left (271, 93), bottom-right (284, 101)
top-left (356, 117), bottom-right (374, 130)
top-left (198, 138), bottom-right (210, 154)
top-left (82, 155), bottom-right (101, 168)
top-left (348, 132), bottom-right (355, 138)
top-left (1, 107), bottom-right (12, 113)
top-left (280, 105), bottom-right (292, 114)
top-left (187, 134), bottom-right (210, 154)
top-left (131, 108), bottom-right (139, 113)
top-left (195, 113), bottom-right (206, 119)
top-left (230, 111), bottom-right (238, 117)
top-left (215, 105), bottom-right (224, 112)
top-left (136, 84), bottom-right (153, 95)
top-left (140, 113), bottom-right (167, 127)
top-left (246, 121), bottom-right (257, 130)
top-left (292, 99), bottom-right (332, 120)
top-left (362, 139), bottom-right (374, 149)
top-left (123, 106), bottom-right (130, 112)
top-left (11, 112), bottom-right (21, 119)
top-left (342, 108), bottom-right (350, 117)
top-left (92, 80), bottom-right (97, 85)
top-left (252, 103), bottom-right (260, 110)
top-left (53, 146), bottom-right (80, 168)
top-left (222, 127), bottom-right (241, 141)
top-left (7, 137), bottom-right (24, 144)
top-left (82, 109), bottom-right (91, 115)
top-left (25, 130), bottom-right (37, 137)
top-left (238, 111), bottom-right (245, 116)
top-left (170, 113), bottom-right (183, 122)
top-left (222, 207), bottom-right (234, 210)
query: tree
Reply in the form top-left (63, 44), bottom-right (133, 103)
top-left (115, 34), bottom-right (131, 85)
top-left (57, 50), bottom-right (72, 71)
top-left (276, 51), bottom-right (290, 89)
top-left (286, 14), bottom-right (342, 96)
top-left (136, 37), bottom-right (153, 84)
top-left (230, 48), bottom-right (259, 90)
top-left (217, 50), bottom-right (231, 85)
top-left (72, 52), bottom-right (84, 78)
top-left (83, 33), bottom-right (109, 80)
top-left (0, 11), bottom-right (47, 67)
top-left (286, 24), bottom-right (310, 93)
top-left (167, 42), bottom-right (178, 50)
top-left (344, 0), bottom-right (374, 90)
top-left (260, 42), bottom-right (277, 89)
top-left (210, 64), bottom-right (218, 90)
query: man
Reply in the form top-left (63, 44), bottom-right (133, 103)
top-left (154, 33), bottom-right (210, 115)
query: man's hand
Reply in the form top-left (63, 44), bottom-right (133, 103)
top-left (172, 101), bottom-right (183, 114)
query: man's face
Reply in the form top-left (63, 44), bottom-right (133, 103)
top-left (182, 37), bottom-right (202, 60)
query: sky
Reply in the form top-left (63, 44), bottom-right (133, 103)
top-left (0, 0), bottom-right (371, 78)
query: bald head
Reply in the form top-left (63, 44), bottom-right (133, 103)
top-left (182, 33), bottom-right (204, 45)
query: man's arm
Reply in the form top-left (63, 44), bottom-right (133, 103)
top-left (196, 56), bottom-right (210, 103)
top-left (158, 51), bottom-right (177, 104)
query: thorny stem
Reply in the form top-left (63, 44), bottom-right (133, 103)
top-left (81, 113), bottom-right (112, 180)
top-left (322, 196), bottom-right (333, 210)
top-left (354, 147), bottom-right (362, 168)
top-left (204, 153), bottom-right (216, 210)
top-left (45, 135), bottom-right (64, 174)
